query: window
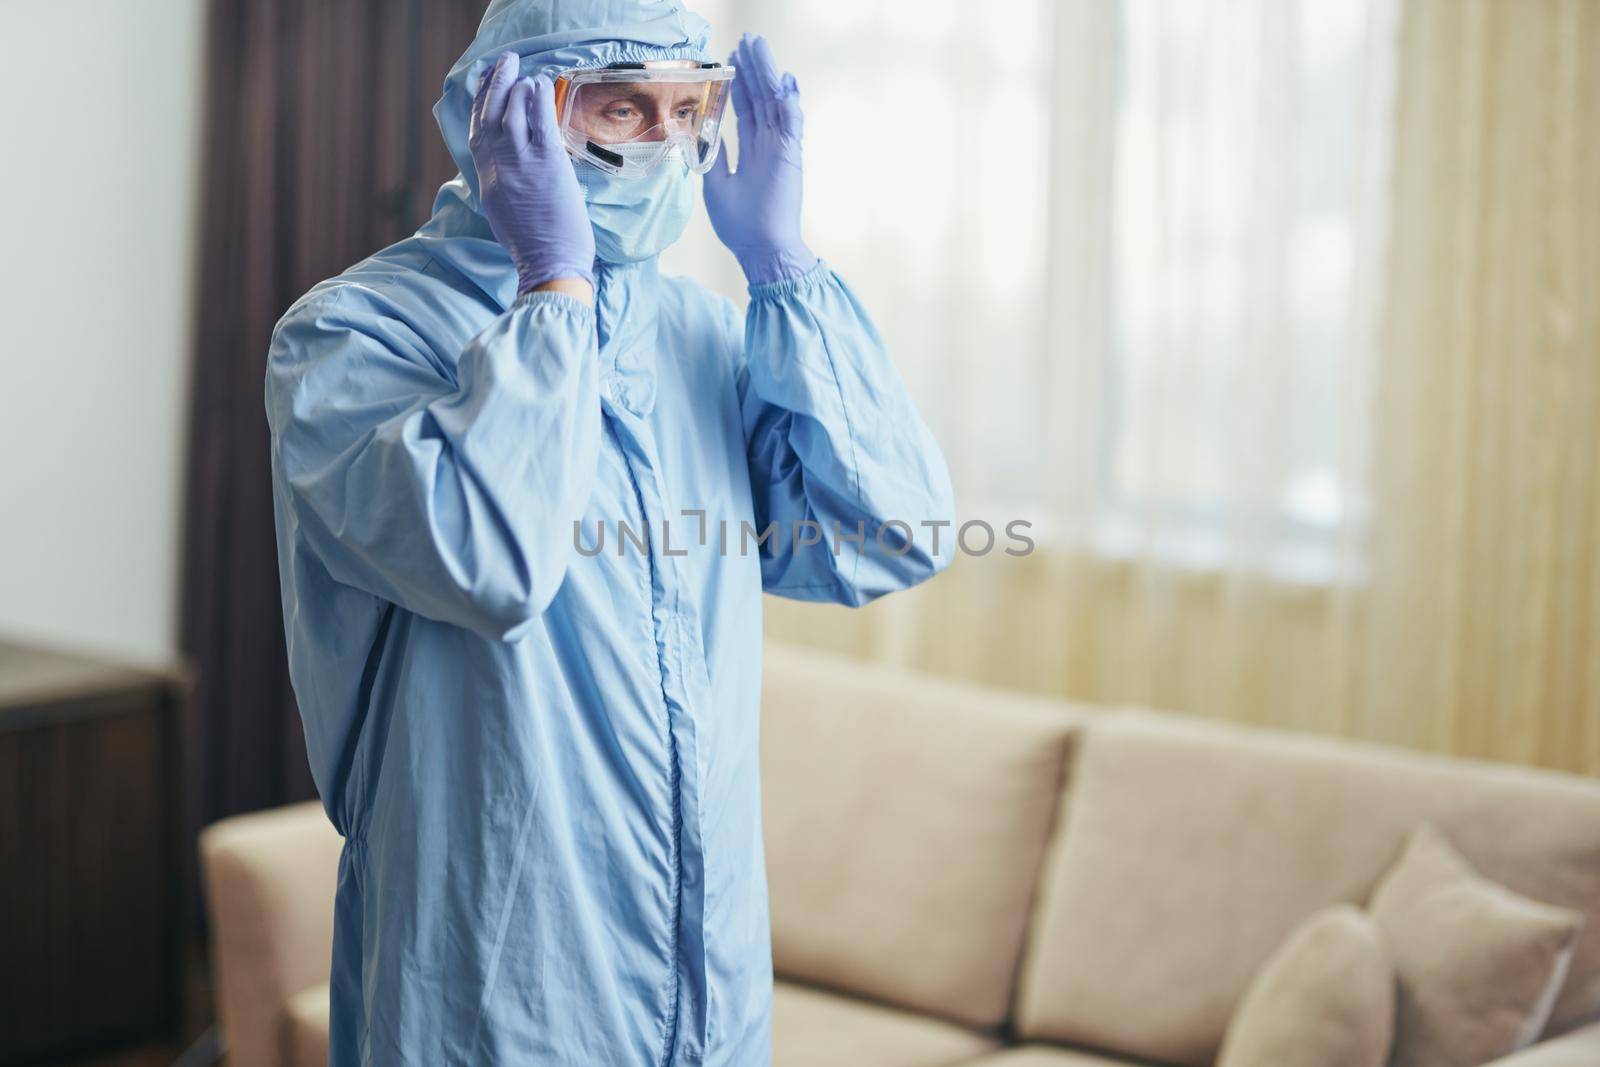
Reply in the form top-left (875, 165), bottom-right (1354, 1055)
top-left (676, 0), bottom-right (1396, 584)
top-left (1099, 0), bottom-right (1394, 582)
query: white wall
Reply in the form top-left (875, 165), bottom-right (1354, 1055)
top-left (0, 0), bottom-right (206, 666)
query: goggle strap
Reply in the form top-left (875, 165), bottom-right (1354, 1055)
top-left (599, 61), bottom-right (723, 71)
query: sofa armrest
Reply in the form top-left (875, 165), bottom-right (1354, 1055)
top-left (199, 801), bottom-right (344, 1067)
top-left (1483, 1022), bottom-right (1600, 1066)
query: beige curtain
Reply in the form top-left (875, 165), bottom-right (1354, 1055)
top-left (765, 0), bottom-right (1600, 779)
top-left (1358, 0), bottom-right (1600, 773)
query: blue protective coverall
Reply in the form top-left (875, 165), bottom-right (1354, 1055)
top-left (264, 2), bottom-right (955, 1064)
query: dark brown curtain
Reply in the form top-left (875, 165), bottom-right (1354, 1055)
top-left (180, 0), bottom-right (485, 846)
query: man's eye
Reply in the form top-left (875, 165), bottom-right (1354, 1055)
top-left (605, 105), bottom-right (637, 120)
top-left (673, 106), bottom-right (697, 121)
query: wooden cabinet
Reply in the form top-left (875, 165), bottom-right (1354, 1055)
top-left (0, 640), bottom-right (190, 1064)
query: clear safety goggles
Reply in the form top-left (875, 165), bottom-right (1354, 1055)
top-left (553, 60), bottom-right (735, 178)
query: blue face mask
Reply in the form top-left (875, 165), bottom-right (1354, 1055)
top-left (574, 143), bottom-right (695, 264)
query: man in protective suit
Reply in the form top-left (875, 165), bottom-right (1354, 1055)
top-left (264, 1), bottom-right (954, 1063)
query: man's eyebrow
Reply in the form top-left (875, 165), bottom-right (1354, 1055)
top-left (588, 88), bottom-right (652, 104)
top-left (586, 87), bottom-right (701, 109)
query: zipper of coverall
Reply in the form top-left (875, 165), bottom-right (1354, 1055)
top-left (603, 415), bottom-right (686, 1066)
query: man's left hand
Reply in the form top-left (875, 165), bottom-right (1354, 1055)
top-left (704, 34), bottom-right (819, 286)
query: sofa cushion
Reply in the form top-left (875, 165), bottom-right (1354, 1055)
top-left (1372, 824), bottom-right (1583, 1067)
top-left (960, 1044), bottom-right (1154, 1066)
top-left (1014, 712), bottom-right (1600, 1066)
top-left (1487, 1020), bottom-right (1600, 1066)
top-left (283, 983), bottom-right (331, 1067)
top-left (1216, 905), bottom-right (1394, 1067)
top-left (762, 644), bottom-right (1082, 1028)
top-left (772, 980), bottom-right (999, 1067)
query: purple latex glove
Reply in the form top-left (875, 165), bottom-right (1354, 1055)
top-left (704, 34), bottom-right (819, 286)
top-left (469, 51), bottom-right (595, 296)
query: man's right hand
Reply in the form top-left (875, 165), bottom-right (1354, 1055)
top-left (470, 51), bottom-right (595, 302)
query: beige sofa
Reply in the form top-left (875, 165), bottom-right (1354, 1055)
top-left (202, 643), bottom-right (1600, 1066)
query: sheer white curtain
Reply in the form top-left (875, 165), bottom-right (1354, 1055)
top-left (672, 0), bottom-right (1397, 569)
top-left (667, 0), bottom-right (1406, 731)
top-left (1089, 0), bottom-right (1396, 584)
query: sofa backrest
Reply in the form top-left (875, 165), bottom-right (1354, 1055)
top-left (760, 643), bottom-right (1083, 1029)
top-left (1014, 711), bottom-right (1600, 1066)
